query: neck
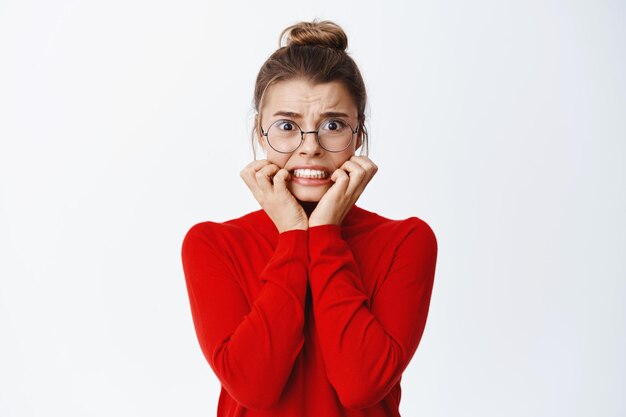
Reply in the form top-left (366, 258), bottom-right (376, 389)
top-left (298, 200), bottom-right (318, 217)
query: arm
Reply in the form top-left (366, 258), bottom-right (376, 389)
top-left (308, 219), bottom-right (438, 409)
top-left (181, 224), bottom-right (309, 410)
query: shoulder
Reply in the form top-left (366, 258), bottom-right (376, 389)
top-left (388, 217), bottom-right (437, 259)
top-left (181, 210), bottom-right (269, 254)
top-left (363, 210), bottom-right (438, 277)
top-left (354, 206), bottom-right (437, 249)
top-left (399, 216), bottom-right (437, 248)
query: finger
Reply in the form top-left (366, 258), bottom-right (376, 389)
top-left (241, 159), bottom-right (271, 175)
top-left (358, 156), bottom-right (378, 176)
top-left (255, 163), bottom-right (279, 185)
top-left (350, 155), bottom-right (372, 163)
top-left (339, 160), bottom-right (366, 195)
top-left (341, 160), bottom-right (366, 181)
top-left (330, 168), bottom-right (350, 194)
top-left (272, 168), bottom-right (291, 192)
top-left (255, 164), bottom-right (280, 194)
top-left (348, 155), bottom-right (378, 175)
top-left (240, 162), bottom-right (272, 202)
top-left (349, 155), bottom-right (378, 173)
top-left (341, 160), bottom-right (366, 177)
top-left (240, 159), bottom-right (271, 186)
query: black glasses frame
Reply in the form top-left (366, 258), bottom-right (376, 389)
top-left (260, 118), bottom-right (359, 154)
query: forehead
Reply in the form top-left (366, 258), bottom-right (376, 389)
top-left (261, 78), bottom-right (357, 118)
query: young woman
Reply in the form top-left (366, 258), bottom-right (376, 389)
top-left (181, 20), bottom-right (438, 417)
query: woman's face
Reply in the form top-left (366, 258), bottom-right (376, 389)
top-left (256, 78), bottom-right (362, 203)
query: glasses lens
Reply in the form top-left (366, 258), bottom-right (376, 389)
top-left (266, 119), bottom-right (356, 153)
top-left (318, 119), bottom-right (354, 152)
top-left (267, 120), bottom-right (301, 153)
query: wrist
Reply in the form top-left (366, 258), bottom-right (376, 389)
top-left (308, 220), bottom-right (339, 228)
top-left (278, 223), bottom-right (309, 233)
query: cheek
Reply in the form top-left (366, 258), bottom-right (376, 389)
top-left (331, 150), bottom-right (356, 169)
top-left (266, 152), bottom-right (290, 169)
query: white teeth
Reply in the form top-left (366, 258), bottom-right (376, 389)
top-left (292, 168), bottom-right (329, 179)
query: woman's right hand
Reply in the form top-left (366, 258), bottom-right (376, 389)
top-left (240, 160), bottom-right (309, 233)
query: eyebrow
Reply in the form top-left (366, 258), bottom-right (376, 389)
top-left (272, 110), bottom-right (352, 119)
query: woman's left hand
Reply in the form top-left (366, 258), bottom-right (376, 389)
top-left (309, 155), bottom-right (378, 227)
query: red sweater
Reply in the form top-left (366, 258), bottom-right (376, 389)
top-left (181, 204), bottom-right (438, 417)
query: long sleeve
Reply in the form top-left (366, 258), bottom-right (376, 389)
top-left (308, 219), bottom-right (437, 410)
top-left (181, 224), bottom-right (309, 411)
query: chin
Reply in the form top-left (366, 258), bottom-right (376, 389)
top-left (289, 184), bottom-right (327, 203)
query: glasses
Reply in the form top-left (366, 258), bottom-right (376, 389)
top-left (260, 118), bottom-right (359, 153)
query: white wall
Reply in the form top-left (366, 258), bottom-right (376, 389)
top-left (1, 1), bottom-right (624, 416)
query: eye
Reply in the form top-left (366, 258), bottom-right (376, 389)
top-left (276, 120), bottom-right (297, 131)
top-left (322, 119), bottom-right (347, 131)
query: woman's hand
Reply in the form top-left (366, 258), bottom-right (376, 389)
top-left (309, 156), bottom-right (378, 227)
top-left (240, 159), bottom-right (309, 233)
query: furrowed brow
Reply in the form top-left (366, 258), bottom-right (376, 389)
top-left (272, 110), bottom-right (352, 118)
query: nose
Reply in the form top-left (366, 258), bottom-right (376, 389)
top-left (298, 130), bottom-right (323, 156)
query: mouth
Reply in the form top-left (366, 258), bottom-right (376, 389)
top-left (289, 168), bottom-right (332, 186)
top-left (290, 168), bottom-right (330, 179)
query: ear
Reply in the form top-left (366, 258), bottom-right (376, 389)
top-left (355, 130), bottom-right (363, 152)
top-left (255, 114), bottom-right (267, 150)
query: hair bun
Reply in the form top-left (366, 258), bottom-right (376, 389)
top-left (279, 20), bottom-right (348, 51)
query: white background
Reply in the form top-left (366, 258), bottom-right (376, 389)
top-left (1, 1), bottom-right (624, 416)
